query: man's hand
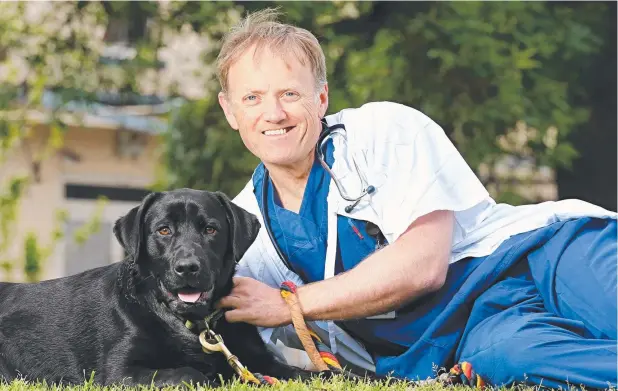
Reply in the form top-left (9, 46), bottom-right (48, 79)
top-left (217, 210), bottom-right (453, 326)
top-left (216, 276), bottom-right (292, 327)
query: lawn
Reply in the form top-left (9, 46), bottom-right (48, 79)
top-left (0, 376), bottom-right (549, 391)
top-left (2, 372), bottom-right (611, 391)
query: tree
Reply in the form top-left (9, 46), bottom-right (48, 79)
top-left (555, 1), bottom-right (617, 211)
top-left (154, 96), bottom-right (259, 195)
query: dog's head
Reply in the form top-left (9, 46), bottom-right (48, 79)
top-left (113, 188), bottom-right (260, 319)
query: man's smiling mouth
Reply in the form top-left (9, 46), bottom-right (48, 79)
top-left (262, 126), bottom-right (294, 136)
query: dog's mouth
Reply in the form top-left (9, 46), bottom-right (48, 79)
top-left (177, 289), bottom-right (208, 304)
top-left (159, 280), bottom-right (211, 307)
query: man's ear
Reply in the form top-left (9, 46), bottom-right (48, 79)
top-left (218, 91), bottom-right (239, 130)
top-left (318, 83), bottom-right (329, 118)
top-left (113, 192), bottom-right (161, 260)
top-left (214, 192), bottom-right (261, 263)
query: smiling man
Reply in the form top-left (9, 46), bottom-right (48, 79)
top-left (215, 8), bottom-right (617, 389)
top-left (217, 26), bottom-right (328, 215)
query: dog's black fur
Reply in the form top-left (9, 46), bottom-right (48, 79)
top-left (0, 189), bottom-right (317, 387)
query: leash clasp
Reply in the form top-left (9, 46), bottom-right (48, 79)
top-left (196, 311), bottom-right (267, 385)
top-left (199, 326), bottom-right (247, 378)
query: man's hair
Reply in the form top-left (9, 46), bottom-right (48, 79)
top-left (216, 8), bottom-right (327, 93)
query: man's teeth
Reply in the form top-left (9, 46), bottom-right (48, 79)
top-left (263, 128), bottom-right (289, 136)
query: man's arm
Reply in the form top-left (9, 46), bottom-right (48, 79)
top-left (218, 209), bottom-right (454, 326)
top-left (300, 209), bottom-right (453, 321)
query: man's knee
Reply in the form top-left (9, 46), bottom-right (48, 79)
top-left (458, 318), bottom-right (617, 389)
top-left (458, 312), bottom-right (587, 381)
top-left (459, 310), bottom-right (559, 360)
top-left (458, 332), bottom-right (531, 387)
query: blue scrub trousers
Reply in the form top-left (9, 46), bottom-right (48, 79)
top-left (455, 217), bottom-right (617, 389)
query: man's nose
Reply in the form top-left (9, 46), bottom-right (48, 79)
top-left (174, 258), bottom-right (201, 277)
top-left (263, 98), bottom-right (287, 122)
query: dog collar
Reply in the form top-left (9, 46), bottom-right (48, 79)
top-left (184, 308), bottom-right (225, 333)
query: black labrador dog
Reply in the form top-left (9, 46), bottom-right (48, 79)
top-left (0, 189), bottom-right (318, 387)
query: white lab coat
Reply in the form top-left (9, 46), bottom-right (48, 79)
top-left (232, 101), bottom-right (616, 371)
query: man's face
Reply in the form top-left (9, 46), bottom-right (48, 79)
top-left (218, 45), bottom-right (328, 171)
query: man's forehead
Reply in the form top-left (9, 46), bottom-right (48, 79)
top-left (227, 45), bottom-right (313, 90)
top-left (232, 80), bottom-right (306, 94)
top-left (247, 43), bottom-right (302, 67)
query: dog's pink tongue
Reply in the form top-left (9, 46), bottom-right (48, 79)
top-left (178, 292), bottom-right (201, 303)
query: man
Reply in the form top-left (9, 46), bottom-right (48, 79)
top-left (216, 8), bottom-right (617, 389)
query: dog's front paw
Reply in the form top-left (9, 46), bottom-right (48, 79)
top-left (128, 367), bottom-right (215, 388)
top-left (163, 367), bottom-right (214, 386)
top-left (315, 368), bottom-right (375, 383)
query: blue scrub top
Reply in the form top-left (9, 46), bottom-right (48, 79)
top-left (253, 139), bottom-right (414, 356)
top-left (252, 138), bottom-right (384, 282)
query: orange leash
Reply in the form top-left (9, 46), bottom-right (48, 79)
top-left (279, 281), bottom-right (486, 388)
top-left (279, 281), bottom-right (341, 372)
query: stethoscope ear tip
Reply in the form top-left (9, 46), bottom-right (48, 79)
top-left (344, 185), bottom-right (376, 213)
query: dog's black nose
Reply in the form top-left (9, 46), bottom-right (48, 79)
top-left (174, 259), bottom-right (200, 277)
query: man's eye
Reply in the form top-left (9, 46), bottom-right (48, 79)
top-left (244, 95), bottom-right (258, 102)
top-left (157, 227), bottom-right (171, 236)
top-left (283, 91), bottom-right (300, 101)
top-left (205, 227), bottom-right (217, 235)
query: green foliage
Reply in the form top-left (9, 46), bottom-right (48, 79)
top-left (73, 197), bottom-right (108, 245)
top-left (0, 176), bottom-right (29, 276)
top-left (154, 97), bottom-right (259, 196)
top-left (319, 1), bottom-right (604, 173)
top-left (23, 233), bottom-right (43, 282)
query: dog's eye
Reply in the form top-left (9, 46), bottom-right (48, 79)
top-left (157, 227), bottom-right (172, 236)
top-left (205, 227), bottom-right (217, 235)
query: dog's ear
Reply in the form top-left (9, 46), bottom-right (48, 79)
top-left (113, 192), bottom-right (160, 260)
top-left (215, 192), bottom-right (261, 263)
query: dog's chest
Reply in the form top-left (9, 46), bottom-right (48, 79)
top-left (141, 330), bottom-right (231, 376)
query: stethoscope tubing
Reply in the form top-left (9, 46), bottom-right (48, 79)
top-left (260, 122), bottom-right (375, 281)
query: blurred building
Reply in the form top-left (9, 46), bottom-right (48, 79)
top-left (0, 90), bottom-right (179, 282)
top-left (0, 2), bottom-right (209, 281)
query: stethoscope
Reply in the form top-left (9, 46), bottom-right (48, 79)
top-left (260, 121), bottom-right (379, 278)
top-left (315, 121), bottom-right (376, 213)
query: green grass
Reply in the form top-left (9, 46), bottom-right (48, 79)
top-left (1, 374), bottom-right (612, 391)
top-left (0, 377), bottom-right (462, 391)
top-left (0, 376), bottom-right (576, 391)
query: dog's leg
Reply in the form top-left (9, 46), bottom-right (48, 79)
top-left (107, 367), bottom-right (217, 388)
top-left (0, 357), bottom-right (13, 384)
